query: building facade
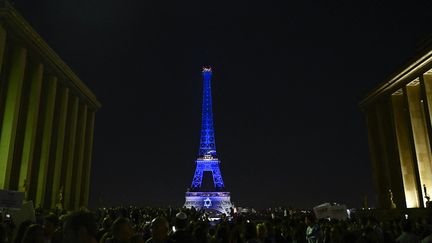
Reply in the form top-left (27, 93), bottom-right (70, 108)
top-left (0, 1), bottom-right (100, 209)
top-left (361, 47), bottom-right (432, 209)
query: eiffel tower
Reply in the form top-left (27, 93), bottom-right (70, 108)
top-left (184, 67), bottom-right (233, 215)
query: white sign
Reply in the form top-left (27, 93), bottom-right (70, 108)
top-left (328, 205), bottom-right (348, 220)
top-left (313, 203), bottom-right (348, 220)
top-left (313, 203), bottom-right (331, 219)
top-left (0, 190), bottom-right (24, 209)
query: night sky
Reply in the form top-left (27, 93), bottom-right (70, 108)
top-left (11, 0), bottom-right (432, 209)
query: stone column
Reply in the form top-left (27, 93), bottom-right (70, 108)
top-left (35, 76), bottom-right (57, 207)
top-left (421, 74), bottom-right (432, 152)
top-left (391, 90), bottom-right (421, 207)
top-left (63, 97), bottom-right (79, 210)
top-left (365, 105), bottom-right (390, 208)
top-left (0, 24), bottom-right (7, 74)
top-left (0, 45), bottom-right (27, 189)
top-left (50, 87), bottom-right (69, 208)
top-left (80, 110), bottom-right (95, 207)
top-left (406, 80), bottom-right (432, 207)
top-left (375, 98), bottom-right (405, 208)
top-left (18, 63), bottom-right (44, 197)
top-left (73, 104), bottom-right (87, 209)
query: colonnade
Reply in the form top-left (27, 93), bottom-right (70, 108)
top-left (362, 53), bottom-right (432, 209)
top-left (0, 12), bottom-right (99, 210)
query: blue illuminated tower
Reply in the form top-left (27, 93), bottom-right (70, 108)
top-left (184, 68), bottom-right (233, 214)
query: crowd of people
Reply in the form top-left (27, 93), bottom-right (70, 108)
top-left (0, 205), bottom-right (431, 243)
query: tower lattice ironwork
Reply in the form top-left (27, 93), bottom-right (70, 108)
top-left (184, 67), bottom-right (232, 214)
top-left (198, 68), bottom-right (217, 158)
top-left (191, 68), bottom-right (224, 191)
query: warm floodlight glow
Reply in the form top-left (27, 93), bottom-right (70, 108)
top-left (361, 50), bottom-right (432, 107)
top-left (392, 88), bottom-right (421, 208)
top-left (392, 89), bottom-right (403, 95)
top-left (405, 193), bottom-right (420, 208)
top-left (407, 78), bottom-right (420, 86)
top-left (406, 82), bottom-right (432, 207)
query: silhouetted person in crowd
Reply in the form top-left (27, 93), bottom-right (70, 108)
top-left (293, 219), bottom-right (307, 243)
top-left (168, 212), bottom-right (192, 243)
top-left (229, 224), bottom-right (243, 243)
top-left (256, 223), bottom-right (265, 241)
top-left (357, 226), bottom-right (380, 243)
top-left (63, 211), bottom-right (98, 243)
top-left (97, 217), bottom-right (113, 242)
top-left (13, 219), bottom-right (33, 243)
top-left (21, 224), bottom-right (45, 243)
top-left (0, 224), bottom-right (7, 243)
top-left (146, 217), bottom-right (173, 243)
top-left (43, 213), bottom-right (58, 243)
top-left (328, 225), bottom-right (343, 243)
top-left (367, 217), bottom-right (384, 243)
top-left (244, 222), bottom-right (259, 243)
top-left (130, 233), bottom-right (145, 243)
top-left (211, 223), bottom-right (230, 243)
top-left (275, 222), bottom-right (291, 243)
top-left (380, 220), bottom-right (397, 243)
top-left (396, 219), bottom-right (418, 243)
top-left (305, 214), bottom-right (321, 243)
top-left (106, 217), bottom-right (134, 243)
top-left (192, 222), bottom-right (210, 243)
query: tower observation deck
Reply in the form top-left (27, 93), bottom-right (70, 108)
top-left (184, 68), bottom-right (233, 215)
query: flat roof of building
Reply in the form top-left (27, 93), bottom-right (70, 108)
top-left (0, 0), bottom-right (101, 109)
top-left (360, 42), bottom-right (432, 109)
